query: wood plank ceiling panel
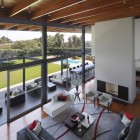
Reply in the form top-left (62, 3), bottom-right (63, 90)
top-left (46, 0), bottom-right (126, 22)
top-left (0, 0), bottom-right (140, 32)
top-left (9, 0), bottom-right (40, 17)
top-left (3, 23), bottom-right (18, 29)
top-left (31, 0), bottom-right (86, 19)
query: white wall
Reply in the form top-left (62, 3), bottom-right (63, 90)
top-left (135, 19), bottom-right (140, 60)
top-left (93, 17), bottom-right (136, 103)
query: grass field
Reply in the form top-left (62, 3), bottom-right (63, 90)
top-left (0, 62), bottom-right (61, 89)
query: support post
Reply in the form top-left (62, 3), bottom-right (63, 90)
top-left (41, 25), bottom-right (47, 104)
top-left (7, 70), bottom-right (10, 123)
top-left (61, 60), bottom-right (63, 75)
top-left (82, 26), bottom-right (85, 83)
top-left (23, 57), bottom-right (25, 91)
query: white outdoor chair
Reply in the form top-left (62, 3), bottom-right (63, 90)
top-left (86, 90), bottom-right (100, 106)
top-left (98, 93), bottom-right (112, 113)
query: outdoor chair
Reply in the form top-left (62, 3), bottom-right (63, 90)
top-left (98, 93), bottom-right (112, 113)
top-left (73, 67), bottom-right (76, 69)
top-left (77, 65), bottom-right (79, 68)
top-left (86, 90), bottom-right (100, 106)
top-left (69, 68), bottom-right (72, 71)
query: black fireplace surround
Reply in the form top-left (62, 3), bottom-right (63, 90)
top-left (97, 80), bottom-right (128, 101)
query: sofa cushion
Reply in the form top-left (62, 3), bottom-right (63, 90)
top-left (43, 100), bottom-right (71, 117)
top-left (118, 126), bottom-right (129, 140)
top-left (25, 127), bottom-right (40, 140)
top-left (31, 83), bottom-right (38, 88)
top-left (12, 89), bottom-right (22, 96)
top-left (33, 122), bottom-right (41, 136)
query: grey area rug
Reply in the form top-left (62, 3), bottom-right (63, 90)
top-left (41, 100), bottom-right (119, 140)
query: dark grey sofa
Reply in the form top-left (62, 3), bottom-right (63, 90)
top-left (107, 112), bottom-right (140, 140)
top-left (26, 85), bottom-right (41, 96)
top-left (5, 90), bottom-right (25, 107)
top-left (17, 121), bottom-right (55, 140)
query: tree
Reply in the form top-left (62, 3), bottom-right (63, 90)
top-left (54, 33), bottom-right (64, 47)
top-left (0, 36), bottom-right (12, 44)
top-left (67, 35), bottom-right (81, 48)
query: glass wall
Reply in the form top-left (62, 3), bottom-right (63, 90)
top-left (0, 24), bottom-right (43, 125)
top-left (0, 71), bottom-right (7, 125)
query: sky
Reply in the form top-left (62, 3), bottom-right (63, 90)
top-left (0, 30), bottom-right (91, 42)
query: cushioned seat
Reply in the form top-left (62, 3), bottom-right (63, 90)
top-left (86, 90), bottom-right (100, 106)
top-left (43, 91), bottom-right (74, 118)
top-left (17, 120), bottom-right (55, 140)
top-left (98, 93), bottom-right (112, 113)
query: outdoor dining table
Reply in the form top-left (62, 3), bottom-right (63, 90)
top-left (70, 63), bottom-right (94, 74)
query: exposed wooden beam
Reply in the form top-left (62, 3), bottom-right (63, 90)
top-left (16, 25), bottom-right (33, 30)
top-left (47, 0), bottom-right (126, 22)
top-left (28, 25), bottom-right (41, 31)
top-left (31, 0), bottom-right (86, 20)
top-left (9, 0), bottom-right (39, 17)
top-left (4, 23), bottom-right (18, 30)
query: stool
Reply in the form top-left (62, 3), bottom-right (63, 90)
top-left (74, 91), bottom-right (81, 101)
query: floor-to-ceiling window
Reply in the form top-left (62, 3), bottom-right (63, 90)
top-left (0, 24), bottom-right (43, 125)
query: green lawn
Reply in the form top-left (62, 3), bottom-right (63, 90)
top-left (0, 63), bottom-right (61, 89)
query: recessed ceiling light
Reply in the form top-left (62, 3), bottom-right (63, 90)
top-left (28, 7), bottom-right (31, 13)
top-left (123, 1), bottom-right (126, 4)
top-left (130, 6), bottom-right (133, 9)
top-left (1, 0), bottom-right (4, 8)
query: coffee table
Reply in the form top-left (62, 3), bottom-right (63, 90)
top-left (65, 112), bottom-right (96, 137)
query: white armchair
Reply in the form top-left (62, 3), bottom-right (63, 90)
top-left (98, 93), bottom-right (112, 113)
top-left (86, 90), bottom-right (100, 106)
top-left (43, 91), bottom-right (74, 118)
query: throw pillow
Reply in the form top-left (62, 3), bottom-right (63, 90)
top-left (31, 83), bottom-right (38, 88)
top-left (58, 94), bottom-right (67, 101)
top-left (125, 112), bottom-right (134, 121)
top-left (12, 89), bottom-right (21, 96)
top-left (121, 114), bottom-right (131, 127)
top-left (118, 126), bottom-right (129, 140)
top-left (29, 120), bottom-right (37, 130)
top-left (32, 122), bottom-right (41, 136)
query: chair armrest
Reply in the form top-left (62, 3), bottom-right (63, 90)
top-left (69, 94), bottom-right (74, 102)
top-left (98, 95), bottom-right (103, 101)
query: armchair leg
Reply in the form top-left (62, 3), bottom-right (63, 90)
top-left (94, 98), bottom-right (95, 107)
top-left (108, 102), bottom-right (109, 113)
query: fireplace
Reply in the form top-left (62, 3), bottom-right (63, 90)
top-left (106, 82), bottom-right (118, 96)
top-left (97, 80), bottom-right (128, 101)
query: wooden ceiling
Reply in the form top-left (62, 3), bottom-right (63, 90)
top-left (0, 0), bottom-right (140, 32)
